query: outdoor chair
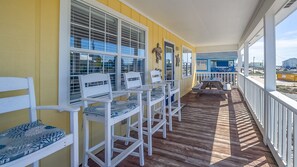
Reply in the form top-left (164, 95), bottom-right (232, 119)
top-left (150, 70), bottom-right (182, 131)
top-left (123, 72), bottom-right (166, 156)
top-left (0, 77), bottom-right (79, 167)
top-left (79, 73), bottom-right (144, 167)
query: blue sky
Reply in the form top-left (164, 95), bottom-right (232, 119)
top-left (249, 9), bottom-right (297, 66)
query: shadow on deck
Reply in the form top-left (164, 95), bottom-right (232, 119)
top-left (90, 89), bottom-right (277, 167)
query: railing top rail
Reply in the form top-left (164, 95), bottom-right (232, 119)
top-left (268, 91), bottom-right (297, 115)
top-left (245, 76), bottom-right (264, 90)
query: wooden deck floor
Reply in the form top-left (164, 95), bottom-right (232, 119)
top-left (90, 89), bottom-right (277, 167)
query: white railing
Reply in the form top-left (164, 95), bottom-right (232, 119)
top-left (238, 73), bottom-right (245, 93)
top-left (238, 73), bottom-right (297, 167)
top-left (267, 91), bottom-right (297, 167)
top-left (244, 76), bottom-right (265, 131)
top-left (196, 72), bottom-right (237, 85)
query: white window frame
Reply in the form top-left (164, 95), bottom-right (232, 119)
top-left (182, 45), bottom-right (193, 78)
top-left (59, 0), bottom-right (148, 105)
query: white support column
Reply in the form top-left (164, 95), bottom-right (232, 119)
top-left (237, 50), bottom-right (243, 74)
top-left (244, 42), bottom-right (249, 77)
top-left (243, 42), bottom-right (249, 97)
top-left (263, 11), bottom-right (276, 145)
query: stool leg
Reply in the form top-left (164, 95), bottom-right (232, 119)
top-left (147, 104), bottom-right (152, 156)
top-left (138, 109), bottom-right (144, 166)
top-left (105, 103), bottom-right (112, 167)
top-left (125, 117), bottom-right (131, 145)
top-left (168, 94), bottom-right (173, 132)
top-left (111, 125), bottom-right (114, 157)
top-left (178, 90), bottom-right (182, 122)
top-left (162, 97), bottom-right (167, 139)
top-left (83, 115), bottom-right (89, 167)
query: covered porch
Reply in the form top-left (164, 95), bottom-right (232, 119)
top-left (92, 89), bottom-right (276, 166)
top-left (1, 0), bottom-right (297, 166)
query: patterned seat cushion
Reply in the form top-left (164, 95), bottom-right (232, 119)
top-left (128, 90), bottom-right (164, 101)
top-left (84, 101), bottom-right (139, 118)
top-left (0, 121), bottom-right (65, 165)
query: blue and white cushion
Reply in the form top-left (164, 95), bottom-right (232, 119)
top-left (84, 101), bottom-right (139, 118)
top-left (0, 121), bottom-right (65, 165)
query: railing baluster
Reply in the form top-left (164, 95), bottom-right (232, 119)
top-left (293, 114), bottom-right (297, 167)
top-left (274, 101), bottom-right (278, 149)
top-left (270, 98), bottom-right (274, 145)
top-left (283, 107), bottom-right (287, 161)
top-left (287, 110), bottom-right (293, 166)
top-left (268, 96), bottom-right (271, 140)
top-left (278, 103), bottom-right (282, 152)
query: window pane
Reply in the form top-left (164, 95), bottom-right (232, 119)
top-left (131, 41), bottom-right (138, 56)
top-left (104, 55), bottom-right (116, 73)
top-left (91, 8), bottom-right (105, 32)
top-left (187, 63), bottom-right (192, 76)
top-left (70, 76), bottom-right (80, 102)
top-left (196, 60), bottom-right (208, 71)
top-left (71, 25), bottom-right (89, 49)
top-left (121, 57), bottom-right (145, 88)
top-left (182, 48), bottom-right (192, 77)
top-left (106, 14), bottom-right (118, 35)
top-left (182, 63), bottom-right (187, 76)
top-left (106, 34), bottom-right (117, 53)
top-left (71, 1), bottom-right (89, 27)
top-left (138, 43), bottom-right (145, 57)
top-left (70, 52), bottom-right (88, 75)
top-left (139, 30), bottom-right (145, 43)
top-left (121, 23), bottom-right (130, 39)
top-left (91, 29), bottom-right (104, 51)
top-left (121, 38), bottom-right (130, 55)
top-left (89, 54), bottom-right (103, 73)
top-left (131, 27), bottom-right (138, 41)
top-left (188, 53), bottom-right (192, 63)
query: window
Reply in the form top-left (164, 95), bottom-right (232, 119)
top-left (196, 59), bottom-right (208, 71)
top-left (121, 22), bottom-right (146, 88)
top-left (67, 0), bottom-right (147, 103)
top-left (182, 47), bottom-right (192, 77)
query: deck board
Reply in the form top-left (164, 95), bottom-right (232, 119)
top-left (89, 89), bottom-right (277, 167)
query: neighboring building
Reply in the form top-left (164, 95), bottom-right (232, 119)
top-left (196, 51), bottom-right (237, 72)
top-left (249, 62), bottom-right (264, 68)
top-left (282, 58), bottom-right (297, 69)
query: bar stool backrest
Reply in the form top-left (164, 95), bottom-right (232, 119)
top-left (123, 72), bottom-right (143, 89)
top-left (79, 73), bottom-right (113, 107)
top-left (150, 70), bottom-right (162, 84)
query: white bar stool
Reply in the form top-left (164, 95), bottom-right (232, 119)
top-left (123, 72), bottom-right (166, 156)
top-left (150, 70), bottom-right (182, 131)
top-left (79, 73), bottom-right (144, 167)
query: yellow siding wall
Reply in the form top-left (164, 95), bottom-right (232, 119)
top-left (0, 0), bottom-right (196, 166)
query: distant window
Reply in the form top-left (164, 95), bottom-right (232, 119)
top-left (196, 60), bottom-right (208, 71)
top-left (182, 47), bottom-right (192, 77)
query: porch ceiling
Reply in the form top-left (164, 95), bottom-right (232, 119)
top-left (120, 0), bottom-right (262, 47)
